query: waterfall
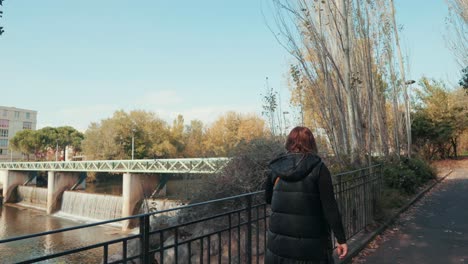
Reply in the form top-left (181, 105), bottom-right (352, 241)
top-left (17, 186), bottom-right (48, 209)
top-left (57, 191), bottom-right (123, 222)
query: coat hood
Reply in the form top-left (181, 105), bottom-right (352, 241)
top-left (268, 153), bottom-right (321, 182)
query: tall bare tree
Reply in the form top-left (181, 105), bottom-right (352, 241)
top-left (444, 0), bottom-right (468, 67)
top-left (270, 0), bottom-right (403, 165)
top-left (389, 0), bottom-right (412, 157)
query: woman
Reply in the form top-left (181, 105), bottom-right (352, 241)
top-left (265, 126), bottom-right (348, 264)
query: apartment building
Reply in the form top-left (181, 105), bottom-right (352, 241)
top-left (0, 106), bottom-right (37, 161)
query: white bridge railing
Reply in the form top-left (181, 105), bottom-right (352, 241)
top-left (0, 158), bottom-right (231, 174)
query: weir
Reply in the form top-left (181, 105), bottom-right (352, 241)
top-left (17, 186), bottom-right (48, 209)
top-left (58, 191), bottom-right (123, 221)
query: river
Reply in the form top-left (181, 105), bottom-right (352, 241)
top-left (0, 175), bottom-right (202, 263)
top-left (0, 180), bottom-right (127, 263)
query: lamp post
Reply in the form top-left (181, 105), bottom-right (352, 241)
top-left (55, 140), bottom-right (59, 161)
top-left (404, 80), bottom-right (415, 158)
top-left (131, 128), bottom-right (136, 160)
top-left (283, 111), bottom-right (290, 135)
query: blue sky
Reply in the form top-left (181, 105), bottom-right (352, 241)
top-left (0, 0), bottom-right (462, 131)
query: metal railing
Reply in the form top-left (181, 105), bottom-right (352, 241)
top-left (0, 164), bottom-right (382, 263)
top-left (0, 158), bottom-right (231, 174)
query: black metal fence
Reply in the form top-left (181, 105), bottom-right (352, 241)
top-left (0, 164), bottom-right (382, 263)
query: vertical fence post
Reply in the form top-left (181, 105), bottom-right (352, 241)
top-left (363, 168), bottom-right (368, 229)
top-left (246, 195), bottom-right (252, 264)
top-left (140, 214), bottom-right (150, 264)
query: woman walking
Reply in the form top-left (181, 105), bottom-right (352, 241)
top-left (265, 126), bottom-right (348, 263)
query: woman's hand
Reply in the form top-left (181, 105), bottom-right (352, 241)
top-left (336, 243), bottom-right (348, 259)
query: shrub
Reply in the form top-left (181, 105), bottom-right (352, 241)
top-left (382, 156), bottom-right (435, 195)
top-left (404, 157), bottom-right (436, 182)
top-left (383, 163), bottom-right (419, 194)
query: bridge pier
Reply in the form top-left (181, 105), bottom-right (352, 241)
top-left (47, 171), bottom-right (85, 214)
top-left (0, 170), bottom-right (36, 203)
top-left (122, 173), bottom-right (160, 230)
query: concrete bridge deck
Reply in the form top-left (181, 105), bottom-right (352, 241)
top-left (357, 160), bottom-right (468, 264)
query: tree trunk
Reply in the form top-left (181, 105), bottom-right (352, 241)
top-left (390, 0), bottom-right (411, 158)
top-left (341, 0), bottom-right (359, 163)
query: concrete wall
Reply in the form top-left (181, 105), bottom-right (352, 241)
top-left (47, 171), bottom-right (85, 214)
top-left (0, 170), bottom-right (35, 203)
top-left (122, 173), bottom-right (160, 230)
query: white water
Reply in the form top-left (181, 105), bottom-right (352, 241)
top-left (17, 186), bottom-right (48, 209)
top-left (57, 191), bottom-right (123, 222)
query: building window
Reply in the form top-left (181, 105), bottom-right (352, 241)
top-left (0, 119), bottom-right (9, 128)
top-left (2, 110), bottom-right (7, 117)
top-left (0, 139), bottom-right (8, 147)
top-left (0, 129), bottom-right (8, 137)
top-left (23, 122), bottom-right (33, 130)
top-left (26, 112), bottom-right (31, 119)
top-left (14, 111), bottom-right (20, 119)
top-left (0, 148), bottom-right (7, 155)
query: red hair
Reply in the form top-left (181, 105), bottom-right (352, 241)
top-left (285, 126), bottom-right (318, 154)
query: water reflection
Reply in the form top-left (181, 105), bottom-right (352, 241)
top-left (0, 205), bottom-right (127, 263)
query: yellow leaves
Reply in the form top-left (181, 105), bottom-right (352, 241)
top-left (202, 112), bottom-right (268, 157)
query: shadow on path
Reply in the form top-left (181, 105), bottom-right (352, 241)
top-left (357, 166), bottom-right (468, 264)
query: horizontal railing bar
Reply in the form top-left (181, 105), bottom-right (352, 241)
top-left (144, 191), bottom-right (264, 216)
top-left (17, 235), bottom-right (140, 264)
top-left (333, 164), bottom-right (380, 177)
top-left (108, 255), bottom-right (141, 264)
top-left (0, 191), bottom-right (264, 244)
top-left (149, 209), bottom-right (247, 235)
top-left (0, 219), bottom-right (140, 244)
top-left (150, 214), bottom-right (269, 249)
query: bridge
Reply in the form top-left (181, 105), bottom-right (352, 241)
top-left (0, 158), bottom-right (231, 230)
top-left (0, 158), bottom-right (231, 173)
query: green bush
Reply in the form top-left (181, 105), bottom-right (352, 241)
top-left (383, 164), bottom-right (419, 194)
top-left (404, 157), bottom-right (436, 182)
top-left (382, 156), bottom-right (435, 195)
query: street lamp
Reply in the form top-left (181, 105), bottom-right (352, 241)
top-left (404, 80), bottom-right (415, 158)
top-left (55, 140), bottom-right (59, 161)
top-left (283, 111), bottom-right (290, 135)
top-left (131, 128), bottom-right (136, 160)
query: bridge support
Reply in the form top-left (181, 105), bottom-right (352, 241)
top-left (47, 171), bottom-right (85, 214)
top-left (0, 170), bottom-right (36, 203)
top-left (122, 173), bottom-right (160, 230)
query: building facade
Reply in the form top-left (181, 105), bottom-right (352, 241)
top-left (0, 106), bottom-right (38, 161)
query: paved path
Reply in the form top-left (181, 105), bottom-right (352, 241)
top-left (360, 165), bottom-right (468, 264)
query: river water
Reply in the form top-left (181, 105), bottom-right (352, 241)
top-left (0, 176), bottom-right (201, 263)
top-left (0, 180), bottom-right (128, 263)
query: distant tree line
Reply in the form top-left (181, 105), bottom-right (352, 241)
top-left (10, 110), bottom-right (271, 161)
top-left (10, 126), bottom-right (84, 161)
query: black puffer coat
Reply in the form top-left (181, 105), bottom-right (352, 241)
top-left (265, 153), bottom-right (346, 263)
